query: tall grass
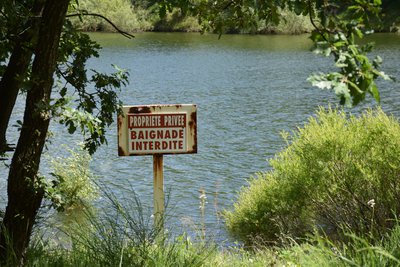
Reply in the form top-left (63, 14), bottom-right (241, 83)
top-left (280, 224), bottom-right (400, 266)
top-left (25, 186), bottom-right (215, 267)
top-left (20, 214), bottom-right (400, 266)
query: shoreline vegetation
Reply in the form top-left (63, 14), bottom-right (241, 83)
top-left (2, 0), bottom-right (400, 265)
top-left (70, 0), bottom-right (400, 34)
top-left (21, 108), bottom-right (400, 266)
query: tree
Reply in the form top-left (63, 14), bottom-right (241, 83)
top-left (0, 0), bottom-right (130, 264)
top-left (162, 0), bottom-right (392, 106)
top-left (0, 0), bottom-right (393, 264)
top-left (0, 1), bottom-right (70, 263)
top-left (0, 0), bottom-right (45, 154)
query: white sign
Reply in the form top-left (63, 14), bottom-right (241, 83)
top-left (118, 104), bottom-right (197, 156)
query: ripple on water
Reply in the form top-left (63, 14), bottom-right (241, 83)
top-left (1, 33), bottom-right (399, 242)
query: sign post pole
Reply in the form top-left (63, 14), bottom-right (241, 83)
top-left (153, 154), bottom-right (164, 229)
top-left (118, 104), bottom-right (197, 232)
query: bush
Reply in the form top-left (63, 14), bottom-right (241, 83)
top-left (46, 146), bottom-right (98, 212)
top-left (225, 107), bottom-right (400, 245)
top-left (257, 8), bottom-right (313, 34)
top-left (153, 9), bottom-right (201, 32)
top-left (70, 0), bottom-right (154, 32)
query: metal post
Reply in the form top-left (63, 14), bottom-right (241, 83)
top-left (153, 154), bottom-right (164, 229)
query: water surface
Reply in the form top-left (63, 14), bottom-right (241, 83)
top-left (1, 32), bottom-right (399, 241)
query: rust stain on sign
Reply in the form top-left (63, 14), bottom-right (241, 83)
top-left (129, 106), bottom-right (152, 114)
top-left (188, 111), bottom-right (197, 153)
top-left (117, 114), bottom-right (124, 156)
top-left (118, 104), bottom-right (197, 156)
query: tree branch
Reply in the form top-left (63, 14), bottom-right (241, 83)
top-left (66, 11), bottom-right (135, 39)
top-left (308, 1), bottom-right (324, 39)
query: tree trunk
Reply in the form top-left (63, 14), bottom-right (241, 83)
top-left (0, 0), bottom-right (70, 264)
top-left (0, 0), bottom-right (45, 154)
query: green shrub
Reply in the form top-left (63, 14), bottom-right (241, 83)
top-left (70, 0), bottom-right (154, 32)
top-left (257, 8), bottom-right (313, 34)
top-left (71, 0), bottom-right (312, 34)
top-left (153, 9), bottom-right (201, 32)
top-left (225, 107), bottom-right (400, 245)
top-left (46, 146), bottom-right (97, 212)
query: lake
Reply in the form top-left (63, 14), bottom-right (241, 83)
top-left (1, 32), bottom-right (399, 242)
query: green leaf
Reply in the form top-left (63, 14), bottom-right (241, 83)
top-left (60, 87), bottom-right (67, 97)
top-left (368, 82), bottom-right (380, 103)
top-left (372, 69), bottom-right (392, 81)
top-left (347, 80), bottom-right (363, 94)
top-left (68, 124), bottom-right (76, 134)
top-left (334, 82), bottom-right (352, 107)
top-left (374, 0), bottom-right (382, 5)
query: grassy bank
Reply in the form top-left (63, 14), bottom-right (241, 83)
top-left (4, 107), bottom-right (400, 266)
top-left (69, 0), bottom-right (314, 34)
top-left (22, 235), bottom-right (400, 266)
top-left (70, 0), bottom-right (399, 34)
top-left (20, 171), bottom-right (400, 266)
top-left (21, 200), bottom-right (400, 267)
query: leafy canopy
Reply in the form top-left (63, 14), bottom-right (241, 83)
top-left (54, 18), bottom-right (129, 154)
top-left (307, 0), bottom-right (392, 106)
top-left (0, 2), bottom-right (129, 155)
